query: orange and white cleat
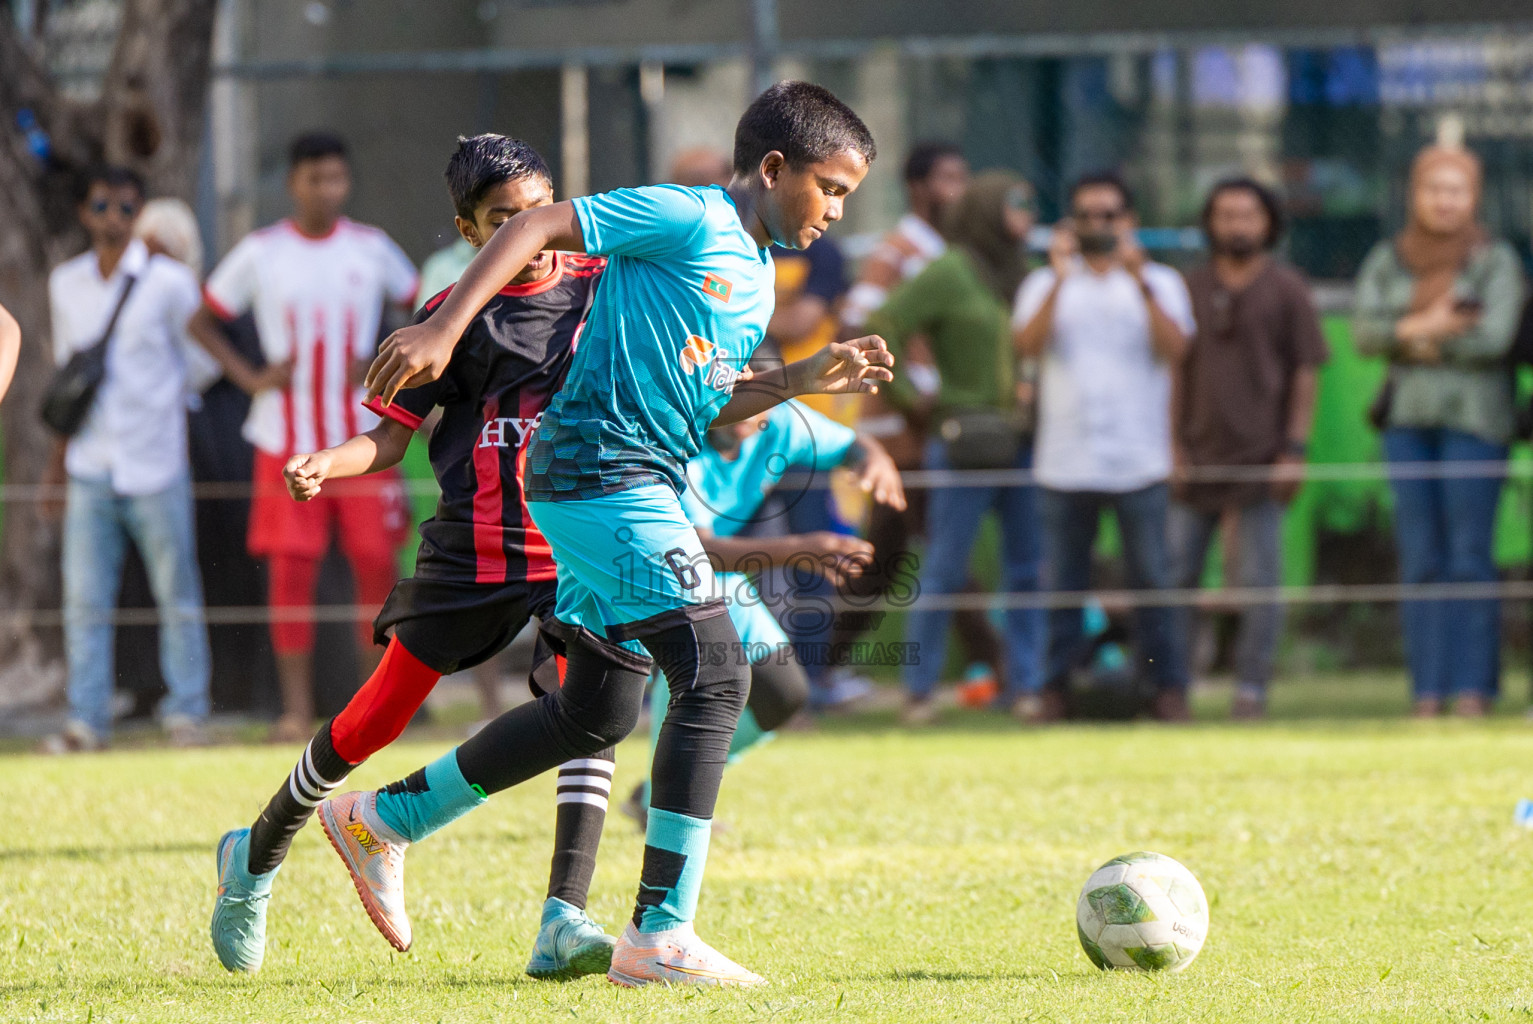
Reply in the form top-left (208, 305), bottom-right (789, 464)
top-left (606, 920), bottom-right (765, 988)
top-left (318, 790), bottom-right (413, 952)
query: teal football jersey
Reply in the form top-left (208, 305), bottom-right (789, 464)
top-left (527, 184), bottom-right (776, 501)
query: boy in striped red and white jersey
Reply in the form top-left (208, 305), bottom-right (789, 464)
top-left (189, 132), bottom-right (419, 741)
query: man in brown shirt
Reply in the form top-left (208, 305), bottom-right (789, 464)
top-left (1171, 178), bottom-right (1329, 719)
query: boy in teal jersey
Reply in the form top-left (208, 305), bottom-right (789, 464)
top-left (526, 399), bottom-right (904, 980)
top-left (325, 82), bottom-right (886, 987)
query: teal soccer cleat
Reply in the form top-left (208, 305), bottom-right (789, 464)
top-left (525, 897), bottom-right (617, 981)
top-left (211, 828), bottom-right (278, 972)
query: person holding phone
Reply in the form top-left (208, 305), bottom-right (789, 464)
top-left (1354, 145), bottom-right (1524, 716)
top-left (1014, 170), bottom-right (1195, 722)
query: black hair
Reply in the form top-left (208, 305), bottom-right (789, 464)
top-left (1069, 169), bottom-right (1135, 212)
top-left (1201, 176), bottom-right (1285, 250)
top-left (732, 80), bottom-right (876, 177)
top-left (79, 164), bottom-right (145, 202)
top-left (288, 131), bottom-right (349, 170)
top-left (445, 133), bottom-right (553, 222)
top-left (904, 141), bottom-right (964, 184)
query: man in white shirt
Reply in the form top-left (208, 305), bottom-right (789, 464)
top-left (43, 166), bottom-right (211, 752)
top-left (188, 132), bottom-right (418, 742)
top-left (1014, 171), bottom-right (1196, 722)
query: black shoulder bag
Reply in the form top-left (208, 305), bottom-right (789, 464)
top-left (41, 274), bottom-right (138, 437)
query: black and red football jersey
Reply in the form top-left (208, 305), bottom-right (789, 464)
top-left (365, 252), bottom-right (604, 585)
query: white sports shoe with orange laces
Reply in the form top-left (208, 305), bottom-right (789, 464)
top-left (606, 920), bottom-right (765, 988)
top-left (318, 790), bottom-right (413, 952)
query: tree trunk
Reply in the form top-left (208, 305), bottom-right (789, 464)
top-left (0, 0), bottom-right (218, 709)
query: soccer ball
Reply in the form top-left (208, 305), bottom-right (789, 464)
top-left (1075, 851), bottom-right (1209, 972)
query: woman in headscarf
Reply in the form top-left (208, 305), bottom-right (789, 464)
top-left (1354, 145), bottom-right (1525, 716)
top-left (868, 170), bottom-right (1044, 725)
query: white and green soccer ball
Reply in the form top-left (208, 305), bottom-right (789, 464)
top-left (1075, 851), bottom-right (1209, 972)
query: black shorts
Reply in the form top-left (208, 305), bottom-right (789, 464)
top-left (373, 575), bottom-right (559, 676)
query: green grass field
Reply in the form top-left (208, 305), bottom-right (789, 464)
top-left (7, 675), bottom-right (1533, 1022)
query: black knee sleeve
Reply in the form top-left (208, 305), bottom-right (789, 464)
top-left (640, 610), bottom-right (751, 819)
top-left (455, 625), bottom-right (649, 797)
top-left (547, 628), bottom-right (650, 751)
top-left (746, 649), bottom-right (810, 732)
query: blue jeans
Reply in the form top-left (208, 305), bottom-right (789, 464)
top-left (1041, 483), bottom-right (1188, 693)
top-left (63, 473), bottom-right (210, 735)
top-left (1382, 427), bottom-right (1505, 700)
top-left (1170, 499), bottom-right (1284, 689)
top-left (903, 439), bottom-right (1044, 700)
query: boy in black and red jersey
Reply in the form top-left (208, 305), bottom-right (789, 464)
top-left (209, 135), bottom-right (607, 973)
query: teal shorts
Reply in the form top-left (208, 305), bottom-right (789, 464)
top-left (528, 484), bottom-right (723, 650)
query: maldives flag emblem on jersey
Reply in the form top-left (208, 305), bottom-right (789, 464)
top-left (701, 273), bottom-right (733, 303)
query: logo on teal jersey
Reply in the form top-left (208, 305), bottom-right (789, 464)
top-left (677, 334), bottom-right (742, 393)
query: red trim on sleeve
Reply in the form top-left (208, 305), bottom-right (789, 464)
top-left (363, 397), bottom-right (425, 431)
top-left (423, 285), bottom-right (455, 313)
top-left (202, 286), bottom-right (237, 321)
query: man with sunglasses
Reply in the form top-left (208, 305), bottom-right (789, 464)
top-left (41, 165), bottom-right (212, 752)
top-left (1014, 170), bottom-right (1196, 723)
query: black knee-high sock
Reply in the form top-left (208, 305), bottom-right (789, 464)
top-left (453, 630), bottom-right (649, 797)
top-left (545, 747), bottom-right (616, 909)
top-left (247, 720), bottom-right (358, 875)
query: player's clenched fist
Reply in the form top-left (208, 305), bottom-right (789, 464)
top-left (364, 321), bottom-right (458, 406)
top-left (283, 451), bottom-right (333, 501)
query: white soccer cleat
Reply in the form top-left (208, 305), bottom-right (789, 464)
top-left (606, 920), bottom-right (765, 988)
top-left (318, 790), bottom-right (413, 952)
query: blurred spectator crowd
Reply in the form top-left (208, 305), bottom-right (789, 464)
top-left (7, 123), bottom-right (1532, 750)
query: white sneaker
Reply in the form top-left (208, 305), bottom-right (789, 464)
top-left (318, 791), bottom-right (413, 951)
top-left (606, 920), bottom-right (765, 988)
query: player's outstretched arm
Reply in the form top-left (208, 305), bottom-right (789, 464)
top-left (0, 300), bottom-right (19, 404)
top-left (365, 203), bottom-right (585, 406)
top-left (714, 336), bottom-right (894, 425)
top-left (283, 418), bottom-right (414, 501)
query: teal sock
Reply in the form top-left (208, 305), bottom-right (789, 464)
top-left (636, 807), bottom-right (711, 932)
top-left (726, 707), bottom-right (772, 763)
top-left (372, 749), bottom-right (486, 844)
